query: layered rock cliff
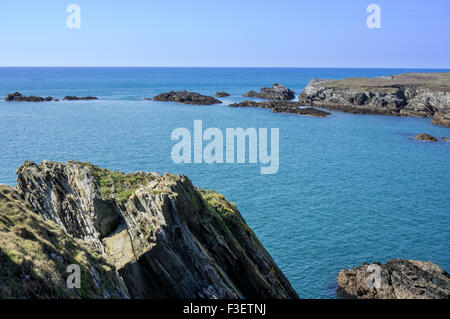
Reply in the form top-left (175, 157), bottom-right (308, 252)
top-left (2, 160), bottom-right (298, 299)
top-left (298, 73), bottom-right (450, 127)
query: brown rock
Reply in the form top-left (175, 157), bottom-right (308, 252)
top-left (414, 134), bottom-right (438, 142)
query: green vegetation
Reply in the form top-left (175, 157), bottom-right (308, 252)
top-left (0, 185), bottom-right (125, 299)
top-left (80, 162), bottom-right (155, 203)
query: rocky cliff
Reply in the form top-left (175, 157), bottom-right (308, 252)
top-left (337, 259), bottom-right (450, 299)
top-left (298, 73), bottom-right (450, 127)
top-left (1, 160), bottom-right (298, 299)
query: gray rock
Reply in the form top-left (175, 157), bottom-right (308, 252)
top-left (153, 91), bottom-right (222, 105)
top-left (215, 91), bottom-right (230, 98)
top-left (244, 83), bottom-right (296, 100)
top-left (337, 259), bottom-right (450, 299)
top-left (229, 100), bottom-right (329, 118)
top-left (4, 92), bottom-right (53, 102)
top-left (63, 96), bottom-right (98, 100)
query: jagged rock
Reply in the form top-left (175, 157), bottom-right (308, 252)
top-left (0, 184), bottom-right (130, 299)
top-left (215, 92), bottom-right (230, 98)
top-left (4, 92), bottom-right (53, 102)
top-left (229, 100), bottom-right (329, 118)
top-left (414, 134), bottom-right (438, 142)
top-left (63, 96), bottom-right (98, 100)
top-left (337, 259), bottom-right (450, 299)
top-left (243, 83), bottom-right (296, 100)
top-left (153, 91), bottom-right (222, 105)
top-left (14, 160), bottom-right (298, 299)
top-left (298, 73), bottom-right (450, 127)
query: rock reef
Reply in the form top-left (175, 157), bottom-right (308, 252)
top-left (215, 92), bottom-right (230, 98)
top-left (153, 91), bottom-right (222, 105)
top-left (1, 160), bottom-right (298, 299)
top-left (337, 259), bottom-right (450, 299)
top-left (4, 92), bottom-right (54, 102)
top-left (63, 96), bottom-right (98, 100)
top-left (413, 134), bottom-right (438, 142)
top-left (230, 101), bottom-right (330, 118)
top-left (244, 83), bottom-right (296, 101)
top-left (298, 73), bottom-right (450, 127)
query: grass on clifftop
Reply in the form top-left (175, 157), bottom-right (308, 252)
top-left (80, 163), bottom-right (156, 203)
top-left (0, 185), bottom-right (126, 299)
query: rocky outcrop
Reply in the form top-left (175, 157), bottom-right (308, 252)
top-left (4, 92), bottom-right (53, 102)
top-left (442, 137), bottom-right (450, 142)
top-left (63, 96), bottom-right (98, 100)
top-left (12, 160), bottom-right (298, 299)
top-left (414, 134), bottom-right (438, 142)
top-left (337, 259), bottom-right (450, 299)
top-left (230, 101), bottom-right (330, 118)
top-left (153, 91), bottom-right (222, 105)
top-left (298, 73), bottom-right (450, 127)
top-left (215, 92), bottom-right (230, 98)
top-left (0, 184), bottom-right (129, 299)
top-left (244, 83), bottom-right (296, 101)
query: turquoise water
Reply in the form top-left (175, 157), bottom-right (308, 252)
top-left (0, 67), bottom-right (449, 298)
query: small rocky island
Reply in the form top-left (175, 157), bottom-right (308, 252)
top-left (4, 92), bottom-right (54, 102)
top-left (230, 101), bottom-right (330, 118)
top-left (153, 91), bottom-right (222, 105)
top-left (413, 133), bottom-right (438, 142)
top-left (215, 91), bottom-right (230, 97)
top-left (298, 73), bottom-right (450, 127)
top-left (244, 83), bottom-right (296, 100)
top-left (337, 259), bottom-right (450, 299)
top-left (63, 96), bottom-right (98, 100)
top-left (0, 160), bottom-right (298, 299)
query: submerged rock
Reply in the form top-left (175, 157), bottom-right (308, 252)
top-left (11, 160), bottom-right (298, 299)
top-left (298, 73), bottom-right (450, 127)
top-left (215, 91), bottom-right (230, 98)
top-left (153, 91), bottom-right (222, 105)
top-left (414, 133), bottom-right (438, 142)
top-left (337, 259), bottom-right (450, 299)
top-left (4, 92), bottom-right (53, 102)
top-left (229, 100), bottom-right (329, 118)
top-left (63, 96), bottom-right (98, 100)
top-left (243, 83), bottom-right (296, 101)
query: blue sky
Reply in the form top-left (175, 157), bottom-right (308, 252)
top-left (0, 0), bottom-right (449, 68)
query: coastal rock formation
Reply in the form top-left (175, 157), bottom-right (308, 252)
top-left (230, 101), bottom-right (330, 118)
top-left (10, 160), bottom-right (298, 299)
top-left (215, 92), bottom-right (230, 98)
top-left (413, 134), bottom-right (438, 142)
top-left (153, 91), bottom-right (222, 105)
top-left (298, 73), bottom-right (450, 127)
top-left (244, 83), bottom-right (296, 100)
top-left (0, 184), bottom-right (129, 299)
top-left (4, 92), bottom-right (54, 102)
top-left (442, 137), bottom-right (450, 142)
top-left (337, 259), bottom-right (450, 299)
top-left (63, 96), bottom-right (98, 100)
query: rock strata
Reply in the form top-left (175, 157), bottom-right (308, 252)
top-left (298, 73), bottom-right (450, 127)
top-left (153, 91), bottom-right (222, 105)
top-left (413, 134), bottom-right (438, 142)
top-left (4, 92), bottom-right (53, 102)
top-left (244, 83), bottom-right (296, 100)
top-left (337, 259), bottom-right (450, 299)
top-left (9, 160), bottom-right (298, 299)
top-left (230, 101), bottom-right (329, 118)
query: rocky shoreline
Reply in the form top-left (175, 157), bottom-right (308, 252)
top-left (0, 160), bottom-right (298, 299)
top-left (230, 101), bottom-right (330, 117)
top-left (337, 259), bottom-right (450, 299)
top-left (298, 73), bottom-right (450, 127)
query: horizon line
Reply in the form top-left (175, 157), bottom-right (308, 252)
top-left (1, 66), bottom-right (450, 70)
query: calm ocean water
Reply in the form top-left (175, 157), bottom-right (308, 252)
top-left (0, 67), bottom-right (449, 298)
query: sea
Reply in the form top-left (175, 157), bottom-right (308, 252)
top-left (0, 67), bottom-right (449, 298)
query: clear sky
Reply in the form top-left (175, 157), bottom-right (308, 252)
top-left (0, 0), bottom-right (449, 68)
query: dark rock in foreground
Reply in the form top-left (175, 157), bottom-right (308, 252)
top-left (230, 100), bottom-right (330, 118)
top-left (414, 133), bottom-right (438, 142)
top-left (298, 73), bottom-right (450, 127)
top-left (337, 259), bottom-right (450, 299)
top-left (4, 92), bottom-right (54, 102)
top-left (153, 91), bottom-right (222, 105)
top-left (215, 91), bottom-right (230, 98)
top-left (244, 83), bottom-right (296, 101)
top-left (5, 160), bottom-right (298, 299)
top-left (63, 96), bottom-right (98, 100)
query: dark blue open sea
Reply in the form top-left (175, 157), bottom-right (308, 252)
top-left (1, 67), bottom-right (449, 298)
